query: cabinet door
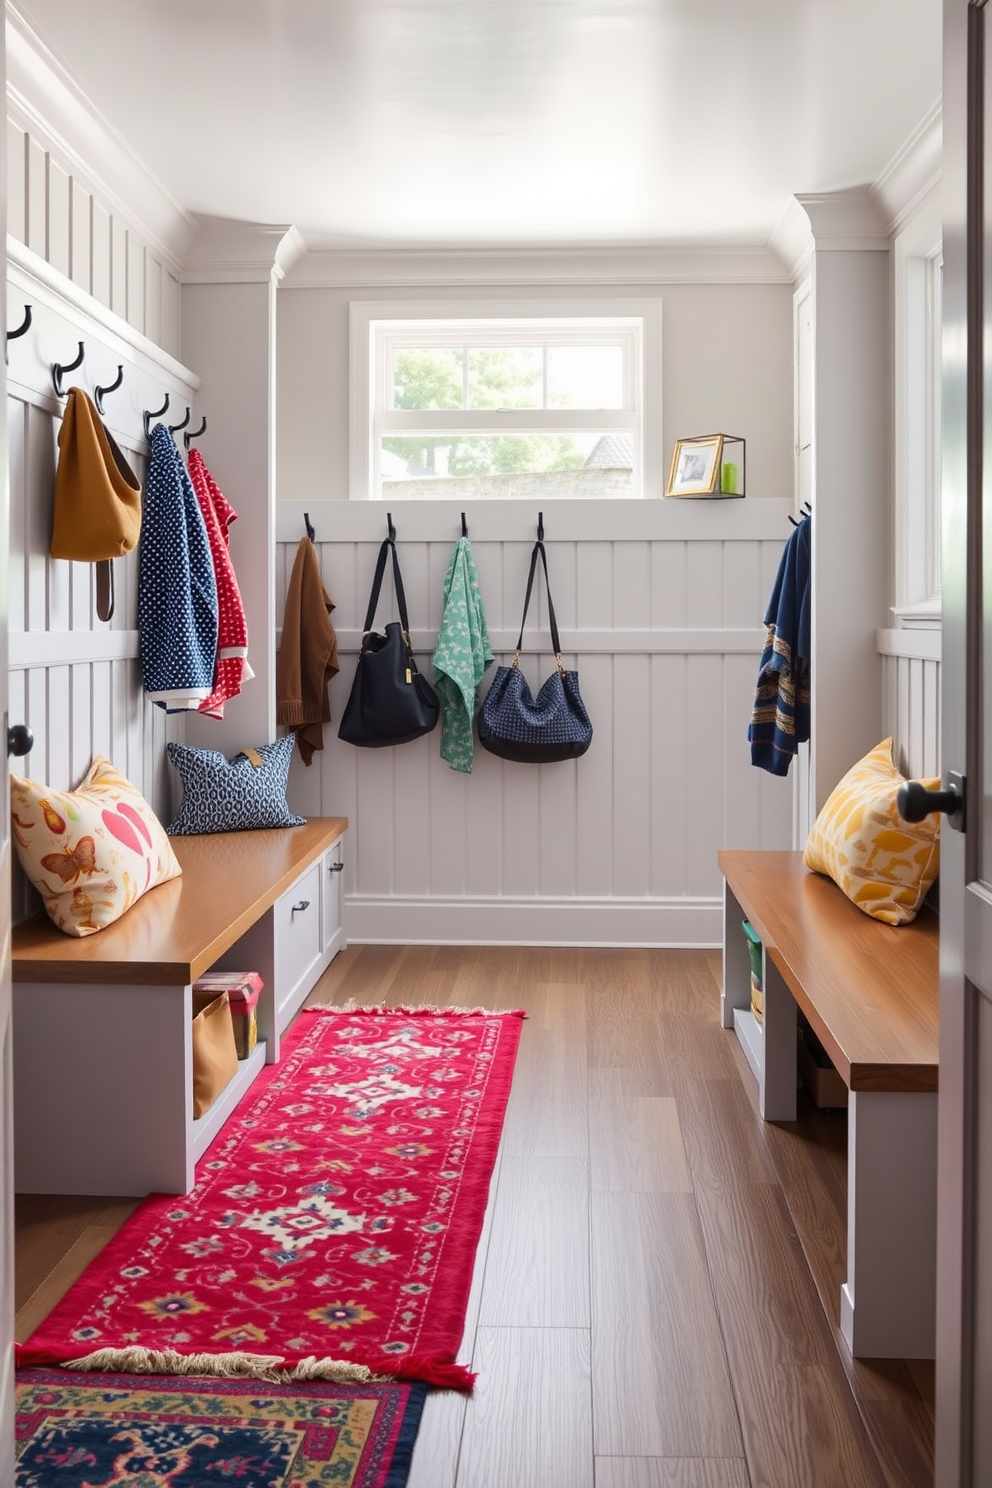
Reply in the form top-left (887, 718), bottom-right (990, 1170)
top-left (274, 863), bottom-right (322, 1027)
top-left (322, 841), bottom-right (345, 957)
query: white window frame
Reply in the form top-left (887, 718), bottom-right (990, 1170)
top-left (349, 298), bottom-right (663, 501)
top-left (893, 196), bottom-right (942, 624)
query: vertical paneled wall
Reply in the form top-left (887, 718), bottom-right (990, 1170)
top-left (6, 249), bottom-right (199, 922)
top-left (6, 108), bottom-right (184, 359)
top-left (879, 632), bottom-right (942, 779)
top-left (275, 500), bottom-right (797, 946)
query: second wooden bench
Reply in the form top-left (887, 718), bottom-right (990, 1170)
top-left (718, 848), bottom-right (939, 1360)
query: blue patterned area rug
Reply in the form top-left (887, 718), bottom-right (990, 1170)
top-left (15, 1368), bottom-right (427, 1488)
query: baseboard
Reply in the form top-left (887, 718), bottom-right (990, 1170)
top-left (343, 894), bottom-right (721, 947)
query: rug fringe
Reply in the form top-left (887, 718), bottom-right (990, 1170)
top-left (63, 1347), bottom-right (385, 1385)
top-left (59, 1346), bottom-right (475, 1391)
top-left (307, 1001), bottom-right (527, 1018)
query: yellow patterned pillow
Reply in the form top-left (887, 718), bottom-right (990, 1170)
top-left (11, 754), bottom-right (181, 936)
top-left (803, 739), bottom-right (940, 925)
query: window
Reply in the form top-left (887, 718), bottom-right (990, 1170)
top-left (350, 301), bottom-right (662, 500)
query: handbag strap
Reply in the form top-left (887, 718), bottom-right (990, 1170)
top-left (361, 535), bottom-right (421, 669)
top-left (514, 539), bottom-right (565, 675)
top-left (95, 559), bottom-right (115, 622)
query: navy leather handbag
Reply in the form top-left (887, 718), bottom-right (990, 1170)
top-left (478, 536), bottom-right (592, 764)
top-left (338, 534), bottom-right (439, 748)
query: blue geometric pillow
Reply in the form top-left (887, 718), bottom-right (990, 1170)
top-left (166, 734), bottom-right (306, 835)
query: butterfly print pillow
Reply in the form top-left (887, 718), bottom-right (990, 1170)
top-left (10, 754), bottom-right (181, 936)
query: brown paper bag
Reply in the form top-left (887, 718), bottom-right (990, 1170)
top-left (191, 989), bottom-right (238, 1118)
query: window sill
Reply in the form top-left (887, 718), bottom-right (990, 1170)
top-left (890, 598), bottom-right (942, 630)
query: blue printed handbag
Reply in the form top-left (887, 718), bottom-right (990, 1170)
top-left (477, 535), bottom-right (592, 764)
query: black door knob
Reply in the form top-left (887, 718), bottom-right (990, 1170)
top-left (6, 723), bottom-right (33, 758)
top-left (898, 772), bottom-right (965, 830)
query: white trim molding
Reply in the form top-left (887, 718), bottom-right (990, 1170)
top-left (877, 628), bottom-right (942, 663)
top-left (873, 102), bottom-right (942, 237)
top-left (284, 244), bottom-right (793, 290)
top-left (275, 496), bottom-right (795, 541)
top-left (297, 626), bottom-right (766, 657)
top-left (182, 216), bottom-right (307, 285)
top-left (9, 630), bottom-right (140, 668)
top-left (794, 187), bottom-right (890, 252)
top-left (7, 236), bottom-right (198, 391)
top-left (343, 893), bottom-right (722, 948)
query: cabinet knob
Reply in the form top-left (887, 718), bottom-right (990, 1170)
top-left (328, 861), bottom-right (344, 873)
top-left (291, 899), bottom-right (311, 914)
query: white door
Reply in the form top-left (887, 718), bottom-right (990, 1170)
top-left (0, 15), bottom-right (14, 1476)
top-left (937, 3), bottom-right (992, 1483)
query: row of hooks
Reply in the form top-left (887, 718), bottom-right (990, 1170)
top-left (50, 342), bottom-right (128, 418)
top-left (301, 510), bottom-right (548, 544)
top-left (3, 308), bottom-right (209, 450)
top-left (788, 501), bottom-right (813, 528)
top-left (302, 509), bottom-right (481, 545)
top-left (142, 394), bottom-right (207, 449)
top-left (384, 510), bottom-right (485, 541)
top-left (313, 509), bottom-right (543, 546)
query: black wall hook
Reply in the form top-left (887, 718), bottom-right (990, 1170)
top-left (304, 511), bottom-right (316, 542)
top-left (94, 365), bottom-right (124, 416)
top-left (143, 394), bottom-right (171, 440)
top-left (387, 512), bottom-right (396, 542)
top-left (183, 415), bottom-right (207, 451)
top-left (537, 511), bottom-right (544, 542)
top-left (461, 511), bottom-right (468, 537)
top-left (6, 304), bottom-right (32, 364)
top-left (52, 341), bottom-right (85, 398)
top-left (168, 406), bottom-right (191, 434)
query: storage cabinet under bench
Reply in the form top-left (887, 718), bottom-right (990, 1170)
top-left (11, 817), bottom-right (347, 1198)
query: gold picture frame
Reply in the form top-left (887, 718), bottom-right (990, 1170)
top-left (665, 433), bottom-right (745, 498)
top-left (666, 434), bottom-right (724, 497)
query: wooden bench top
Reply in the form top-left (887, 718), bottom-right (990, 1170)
top-left (718, 849), bottom-right (939, 1094)
top-left (12, 817), bottom-right (348, 987)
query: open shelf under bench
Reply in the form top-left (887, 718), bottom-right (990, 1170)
top-left (12, 817), bottom-right (347, 1198)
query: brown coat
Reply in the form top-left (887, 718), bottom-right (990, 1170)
top-left (276, 537), bottom-right (340, 765)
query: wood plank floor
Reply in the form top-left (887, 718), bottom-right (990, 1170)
top-left (14, 945), bottom-right (934, 1488)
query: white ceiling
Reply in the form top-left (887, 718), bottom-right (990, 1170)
top-left (9, 0), bottom-right (942, 252)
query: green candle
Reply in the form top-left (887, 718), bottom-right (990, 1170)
top-left (721, 460), bottom-right (738, 493)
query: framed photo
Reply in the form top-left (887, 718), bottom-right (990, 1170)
top-left (666, 434), bottom-right (724, 497)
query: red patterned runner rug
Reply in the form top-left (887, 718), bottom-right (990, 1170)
top-left (17, 1005), bottom-right (524, 1391)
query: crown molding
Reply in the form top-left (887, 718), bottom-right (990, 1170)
top-left (282, 243), bottom-right (793, 290)
top-left (769, 105), bottom-right (942, 283)
top-left (793, 186), bottom-right (890, 252)
top-left (768, 198), bottom-right (815, 282)
top-left (770, 187), bottom-right (890, 281)
top-left (872, 101), bottom-right (942, 236)
top-left (5, 4), bottom-right (198, 271)
top-left (182, 216), bottom-right (307, 284)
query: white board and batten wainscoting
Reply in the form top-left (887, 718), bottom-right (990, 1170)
top-left (6, 239), bottom-right (197, 920)
top-left (276, 497), bottom-right (799, 948)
